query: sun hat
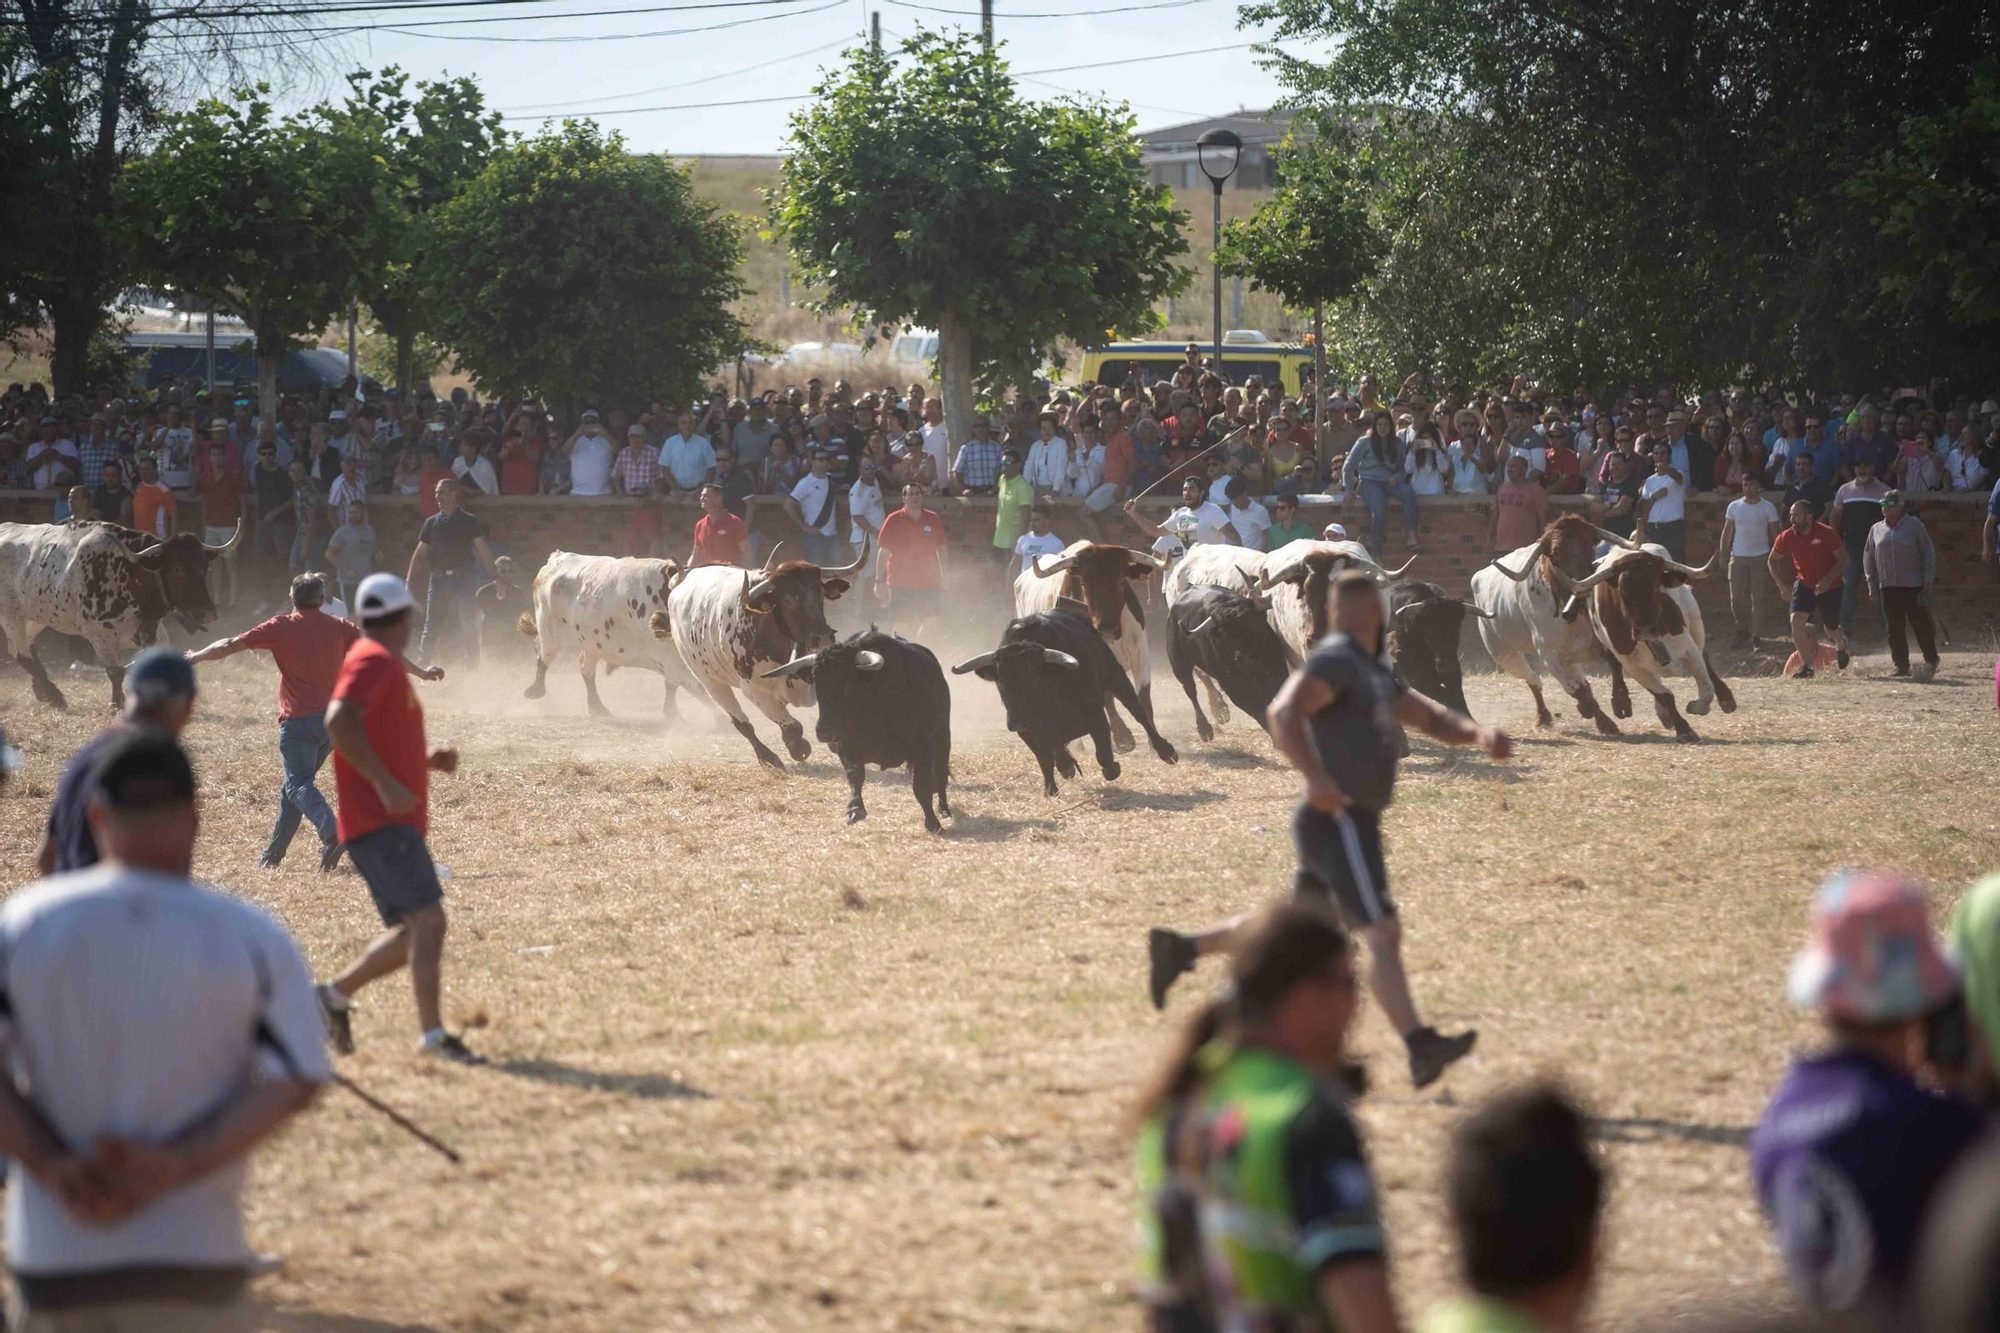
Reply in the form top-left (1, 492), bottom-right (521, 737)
top-left (1787, 870), bottom-right (1959, 1023)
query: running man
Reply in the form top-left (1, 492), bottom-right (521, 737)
top-left (1147, 569), bottom-right (1511, 1088)
top-left (1768, 499), bottom-right (1849, 677)
top-left (187, 573), bottom-right (443, 870)
top-left (316, 573), bottom-right (482, 1064)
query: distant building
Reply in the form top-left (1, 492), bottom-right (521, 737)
top-left (1139, 109), bottom-right (1296, 191)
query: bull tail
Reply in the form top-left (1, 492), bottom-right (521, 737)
top-left (648, 610), bottom-right (672, 640)
top-left (516, 612), bottom-right (538, 637)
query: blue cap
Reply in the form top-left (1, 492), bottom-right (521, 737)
top-left (124, 647), bottom-right (197, 707)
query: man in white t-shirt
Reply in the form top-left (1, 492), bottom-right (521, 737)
top-left (1719, 471), bottom-right (1781, 647)
top-left (918, 400), bottom-right (950, 494)
top-left (848, 456), bottom-right (887, 559)
top-left (1009, 507), bottom-right (1068, 580)
top-left (1123, 475), bottom-right (1239, 559)
top-left (0, 732), bottom-right (328, 1330)
top-left (1223, 477), bottom-right (1272, 551)
top-left (566, 410), bottom-right (616, 497)
top-left (1638, 442), bottom-right (1687, 561)
top-left (25, 417), bottom-right (78, 492)
top-left (785, 447), bottom-right (844, 565)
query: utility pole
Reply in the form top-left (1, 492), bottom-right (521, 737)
top-left (1231, 275), bottom-right (1242, 328)
top-left (870, 8), bottom-right (880, 54)
top-left (203, 309), bottom-right (216, 388)
top-left (346, 301), bottom-right (358, 379)
top-left (980, 0), bottom-right (991, 49)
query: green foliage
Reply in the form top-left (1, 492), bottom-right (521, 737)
top-left (421, 119), bottom-right (747, 411)
top-left (323, 68), bottom-right (507, 391)
top-left (122, 88), bottom-right (379, 371)
top-left (1245, 0), bottom-right (2000, 390)
top-left (771, 30), bottom-right (1189, 390)
top-left (1214, 130), bottom-right (1380, 313)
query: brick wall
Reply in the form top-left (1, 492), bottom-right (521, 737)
top-left (6, 488), bottom-right (1994, 639)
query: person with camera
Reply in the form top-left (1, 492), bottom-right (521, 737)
top-left (1750, 870), bottom-right (1985, 1318)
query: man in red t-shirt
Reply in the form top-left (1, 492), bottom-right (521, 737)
top-left (874, 483), bottom-right (947, 637)
top-left (196, 441), bottom-right (246, 607)
top-left (188, 572), bottom-right (442, 870)
top-left (315, 573), bottom-right (481, 1064)
top-left (688, 482), bottom-right (748, 567)
top-left (1768, 500), bottom-right (1850, 677)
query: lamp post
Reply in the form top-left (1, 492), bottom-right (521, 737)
top-left (1196, 127), bottom-right (1242, 388)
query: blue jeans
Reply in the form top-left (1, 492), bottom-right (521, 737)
top-left (1357, 478), bottom-right (1418, 555)
top-left (263, 713), bottom-right (336, 864)
top-left (420, 568), bottom-right (480, 665)
top-left (1839, 540), bottom-right (1866, 634)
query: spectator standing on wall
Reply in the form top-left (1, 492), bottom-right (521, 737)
top-left (952, 416), bottom-right (1003, 496)
top-left (658, 410), bottom-right (715, 497)
top-left (451, 429), bottom-right (498, 497)
top-left (732, 396), bottom-right (781, 468)
top-left (566, 410), bottom-right (615, 498)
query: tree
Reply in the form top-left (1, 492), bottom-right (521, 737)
top-left (421, 119), bottom-right (746, 413)
top-left (324, 68), bottom-right (507, 396)
top-left (773, 31), bottom-right (1188, 459)
top-left (1245, 0), bottom-right (2000, 390)
top-left (123, 89), bottom-right (380, 419)
top-left (1215, 130), bottom-right (1382, 426)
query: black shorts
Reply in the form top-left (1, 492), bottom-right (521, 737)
top-left (1790, 581), bottom-right (1842, 626)
top-left (890, 586), bottom-right (939, 620)
top-left (1292, 804), bottom-right (1395, 929)
top-left (346, 823), bottom-right (444, 926)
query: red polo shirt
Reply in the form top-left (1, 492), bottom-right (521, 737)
top-left (693, 510), bottom-right (749, 566)
top-left (237, 607), bottom-right (362, 719)
top-left (877, 507), bottom-right (946, 588)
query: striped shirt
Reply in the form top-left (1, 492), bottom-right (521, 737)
top-left (1863, 516), bottom-right (1935, 589)
top-left (613, 445), bottom-right (659, 493)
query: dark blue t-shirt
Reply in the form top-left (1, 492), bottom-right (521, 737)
top-left (43, 726), bottom-right (130, 874)
top-left (1750, 1049), bottom-right (1985, 1313)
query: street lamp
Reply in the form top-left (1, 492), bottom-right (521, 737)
top-left (1196, 127), bottom-right (1242, 389)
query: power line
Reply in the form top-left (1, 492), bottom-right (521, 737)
top-left (882, 0), bottom-right (1206, 14)
top-left (0, 0), bottom-right (826, 31)
top-left (496, 32), bottom-right (852, 108)
top-left (371, 0), bottom-right (843, 40)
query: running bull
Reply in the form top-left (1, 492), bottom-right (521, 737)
top-left (1015, 540), bottom-right (1168, 752)
top-left (1384, 580), bottom-right (1494, 721)
top-left (651, 539), bottom-right (868, 769)
top-left (761, 629), bottom-right (953, 831)
top-left (519, 551), bottom-right (707, 722)
top-left (952, 606), bottom-right (1177, 796)
top-left (1165, 584), bottom-right (1291, 742)
top-left (1473, 515), bottom-right (1630, 734)
top-left (0, 519), bottom-right (239, 710)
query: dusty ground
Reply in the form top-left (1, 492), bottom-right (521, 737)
top-left (0, 623), bottom-right (1993, 1332)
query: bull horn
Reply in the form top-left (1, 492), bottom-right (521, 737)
top-left (1249, 589), bottom-right (1274, 610)
top-left (1458, 600), bottom-right (1496, 619)
top-left (1661, 545), bottom-right (1725, 581)
top-left (1041, 649), bottom-right (1080, 668)
top-left (1131, 548), bottom-right (1169, 571)
top-left (1031, 552), bottom-right (1079, 579)
top-left (742, 569), bottom-right (776, 609)
top-left (760, 653), bottom-right (820, 679)
top-left (1557, 558), bottom-right (1622, 595)
top-left (821, 534), bottom-right (868, 578)
top-left (1190, 617), bottom-right (1214, 635)
top-left (950, 651), bottom-right (997, 675)
top-left (202, 519), bottom-right (244, 556)
top-left (762, 541), bottom-right (788, 572)
top-left (1377, 554), bottom-right (1417, 578)
top-left (1489, 537), bottom-right (1549, 582)
top-left (1592, 526), bottom-right (1642, 551)
top-left (855, 650), bottom-right (884, 671)
top-left (1258, 565), bottom-right (1306, 591)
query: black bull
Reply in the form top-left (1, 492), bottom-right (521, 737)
top-left (1386, 580), bottom-right (1493, 719)
top-left (762, 630), bottom-right (953, 831)
top-left (1165, 584), bottom-right (1291, 742)
top-left (952, 607), bottom-right (1176, 796)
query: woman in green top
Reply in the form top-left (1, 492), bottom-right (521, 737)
top-left (1133, 902), bottom-right (1400, 1333)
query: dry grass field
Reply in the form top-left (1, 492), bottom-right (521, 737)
top-left (1, 622), bottom-right (1995, 1332)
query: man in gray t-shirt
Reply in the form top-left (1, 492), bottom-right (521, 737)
top-left (1146, 569), bottom-right (1513, 1090)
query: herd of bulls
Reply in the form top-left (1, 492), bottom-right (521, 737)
top-left (0, 510), bottom-right (1737, 833)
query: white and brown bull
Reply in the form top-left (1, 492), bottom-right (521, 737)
top-left (0, 519), bottom-right (239, 710)
top-left (1473, 515), bottom-right (1631, 734)
top-left (1545, 539), bottom-right (1736, 742)
top-left (1014, 540), bottom-right (1169, 752)
top-left (651, 540), bottom-right (868, 769)
top-left (518, 551), bottom-right (706, 721)
top-left (1255, 539), bottom-right (1416, 661)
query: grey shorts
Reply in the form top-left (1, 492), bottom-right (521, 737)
top-left (346, 823), bottom-right (444, 926)
top-left (1292, 804), bottom-right (1396, 929)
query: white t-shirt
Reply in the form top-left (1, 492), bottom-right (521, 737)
top-left (1724, 496), bottom-right (1780, 556)
top-left (1208, 474), bottom-right (1234, 506)
top-left (919, 421), bottom-right (950, 486)
top-left (1166, 500), bottom-right (1235, 547)
top-left (569, 433), bottom-right (615, 496)
top-left (1640, 472), bottom-right (1685, 523)
top-left (1070, 442), bottom-right (1106, 497)
top-left (156, 427), bottom-right (195, 487)
top-left (848, 478), bottom-right (886, 546)
top-left (790, 473), bottom-right (838, 535)
top-left (1015, 531), bottom-right (1067, 562)
top-left (1227, 499), bottom-right (1272, 551)
top-left (29, 440), bottom-right (78, 491)
top-left (0, 866), bottom-right (331, 1275)
top-left (451, 454), bottom-right (499, 496)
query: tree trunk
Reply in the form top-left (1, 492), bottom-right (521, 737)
top-left (257, 348), bottom-right (280, 425)
top-left (937, 310), bottom-right (973, 493)
top-left (395, 328), bottom-right (416, 399)
top-left (1313, 300), bottom-right (1327, 452)
top-left (49, 292), bottom-right (99, 399)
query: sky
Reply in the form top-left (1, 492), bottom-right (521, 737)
top-left (277, 0), bottom-right (1309, 155)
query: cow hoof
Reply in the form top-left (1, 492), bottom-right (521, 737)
top-left (1593, 713), bottom-right (1620, 736)
top-left (1612, 697), bottom-right (1633, 719)
top-left (755, 751), bottom-right (786, 772)
top-left (1044, 781), bottom-right (1060, 798)
top-left (1196, 720), bottom-right (1214, 742)
top-left (523, 681), bottom-right (546, 700)
top-left (1535, 713), bottom-right (1555, 730)
top-left (1686, 698), bottom-right (1711, 716)
top-left (923, 815), bottom-right (943, 834)
top-left (32, 683), bottom-right (67, 711)
top-left (1153, 740), bottom-right (1178, 766)
top-left (784, 734), bottom-right (811, 762)
top-left (1717, 694), bottom-right (1738, 714)
top-left (846, 805), bottom-right (867, 825)
top-left (1674, 729), bottom-right (1701, 744)
top-left (1102, 760), bottom-right (1123, 782)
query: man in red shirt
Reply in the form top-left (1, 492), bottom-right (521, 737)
top-left (688, 482), bottom-right (748, 567)
top-left (1768, 499), bottom-right (1850, 677)
top-left (188, 573), bottom-right (443, 870)
top-left (874, 482), bottom-right (947, 636)
top-left (315, 573), bottom-right (481, 1064)
top-left (1081, 402), bottom-right (1137, 542)
top-left (196, 441), bottom-right (246, 608)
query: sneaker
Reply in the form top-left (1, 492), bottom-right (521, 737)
top-left (1794, 665), bottom-right (1815, 679)
top-left (320, 841), bottom-right (344, 873)
top-left (1407, 1026), bottom-right (1478, 1089)
top-left (1914, 661), bottom-right (1937, 682)
top-left (422, 1033), bottom-right (486, 1066)
top-left (1147, 928), bottom-right (1197, 1011)
top-left (317, 985), bottom-right (354, 1056)
top-left (1836, 647), bottom-right (1850, 670)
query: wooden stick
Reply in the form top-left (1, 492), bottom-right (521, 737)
top-left (1125, 424), bottom-right (1256, 504)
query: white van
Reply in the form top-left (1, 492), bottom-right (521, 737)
top-left (886, 327), bottom-right (939, 374)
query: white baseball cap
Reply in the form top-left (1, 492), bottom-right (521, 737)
top-left (353, 572), bottom-right (415, 619)
top-left (1322, 522), bottom-right (1348, 539)
top-left (329, 409), bottom-right (348, 421)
